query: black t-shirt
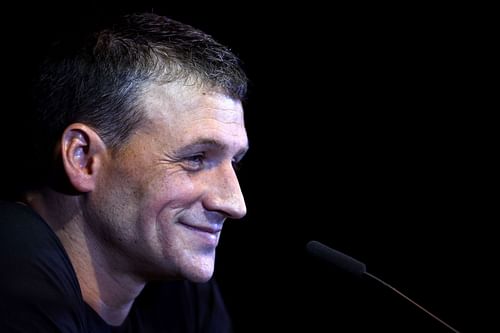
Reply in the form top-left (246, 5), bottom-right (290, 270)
top-left (0, 201), bottom-right (233, 333)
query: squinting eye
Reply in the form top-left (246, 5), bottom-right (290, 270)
top-left (184, 154), bottom-right (205, 171)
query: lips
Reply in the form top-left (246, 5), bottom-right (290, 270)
top-left (181, 223), bottom-right (222, 235)
top-left (178, 221), bottom-right (223, 247)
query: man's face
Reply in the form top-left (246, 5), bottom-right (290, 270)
top-left (88, 84), bottom-right (248, 283)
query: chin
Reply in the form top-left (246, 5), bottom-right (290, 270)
top-left (183, 260), bottom-right (215, 283)
top-left (188, 274), bottom-right (213, 283)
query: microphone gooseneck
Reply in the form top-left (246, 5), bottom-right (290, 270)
top-left (305, 240), bottom-right (461, 333)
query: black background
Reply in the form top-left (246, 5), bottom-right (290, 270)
top-left (1, 2), bottom-right (495, 332)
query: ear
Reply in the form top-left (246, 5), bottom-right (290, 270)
top-left (60, 123), bottom-right (108, 193)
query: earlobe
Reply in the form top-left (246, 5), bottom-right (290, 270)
top-left (61, 124), bottom-right (107, 193)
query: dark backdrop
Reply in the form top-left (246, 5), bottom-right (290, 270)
top-left (1, 2), bottom-right (494, 332)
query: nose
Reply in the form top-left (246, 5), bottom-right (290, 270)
top-left (203, 162), bottom-right (247, 219)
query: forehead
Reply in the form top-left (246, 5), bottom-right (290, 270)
top-left (138, 83), bottom-right (247, 148)
top-left (142, 83), bottom-right (244, 120)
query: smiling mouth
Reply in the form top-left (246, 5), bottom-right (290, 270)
top-left (179, 222), bottom-right (221, 248)
top-left (179, 222), bottom-right (221, 235)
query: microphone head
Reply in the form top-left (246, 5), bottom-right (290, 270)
top-left (306, 240), bottom-right (366, 278)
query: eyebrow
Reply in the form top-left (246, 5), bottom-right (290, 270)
top-left (178, 138), bottom-right (249, 159)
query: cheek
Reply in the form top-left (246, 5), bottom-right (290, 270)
top-left (149, 175), bottom-right (199, 213)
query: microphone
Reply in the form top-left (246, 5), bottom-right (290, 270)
top-left (306, 240), bottom-right (460, 333)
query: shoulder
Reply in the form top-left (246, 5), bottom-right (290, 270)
top-left (1, 200), bottom-right (55, 239)
top-left (0, 200), bottom-right (73, 275)
top-left (0, 200), bottom-right (89, 332)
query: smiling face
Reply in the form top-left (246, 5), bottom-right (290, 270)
top-left (86, 83), bottom-right (248, 283)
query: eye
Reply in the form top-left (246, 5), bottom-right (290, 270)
top-left (183, 154), bottom-right (206, 171)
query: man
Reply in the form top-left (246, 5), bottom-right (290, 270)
top-left (0, 12), bottom-right (248, 332)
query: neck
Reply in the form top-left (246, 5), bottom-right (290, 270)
top-left (24, 189), bottom-right (145, 326)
